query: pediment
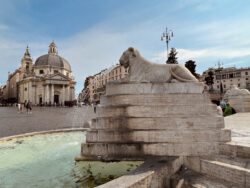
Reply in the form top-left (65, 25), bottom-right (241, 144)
top-left (45, 73), bottom-right (70, 81)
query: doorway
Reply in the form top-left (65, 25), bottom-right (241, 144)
top-left (54, 95), bottom-right (59, 104)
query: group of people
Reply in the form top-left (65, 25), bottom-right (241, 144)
top-left (212, 100), bottom-right (236, 117)
top-left (17, 100), bottom-right (32, 114)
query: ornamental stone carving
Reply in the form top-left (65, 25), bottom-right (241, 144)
top-left (119, 47), bottom-right (197, 83)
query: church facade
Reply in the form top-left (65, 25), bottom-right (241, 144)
top-left (4, 42), bottom-right (76, 105)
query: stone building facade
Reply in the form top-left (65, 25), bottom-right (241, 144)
top-left (78, 64), bottom-right (128, 104)
top-left (201, 66), bottom-right (250, 100)
top-left (3, 42), bottom-right (76, 105)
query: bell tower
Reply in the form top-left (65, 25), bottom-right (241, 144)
top-left (48, 41), bottom-right (58, 55)
top-left (21, 45), bottom-right (33, 74)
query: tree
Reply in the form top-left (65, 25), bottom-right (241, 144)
top-left (185, 60), bottom-right (197, 77)
top-left (166, 48), bottom-right (178, 64)
top-left (205, 71), bottom-right (214, 90)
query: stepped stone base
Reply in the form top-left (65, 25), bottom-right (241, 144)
top-left (80, 81), bottom-right (231, 159)
top-left (81, 142), bottom-right (222, 160)
top-left (184, 155), bottom-right (250, 187)
top-left (86, 129), bottom-right (231, 143)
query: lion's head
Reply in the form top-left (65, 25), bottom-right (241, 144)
top-left (119, 47), bottom-right (137, 68)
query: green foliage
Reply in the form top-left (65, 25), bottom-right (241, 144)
top-left (166, 48), bottom-right (178, 64)
top-left (205, 71), bottom-right (214, 86)
top-left (185, 60), bottom-right (197, 77)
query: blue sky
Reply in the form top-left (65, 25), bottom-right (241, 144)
top-left (1, 0), bottom-right (250, 94)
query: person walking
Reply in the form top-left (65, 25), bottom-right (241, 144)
top-left (17, 103), bottom-right (21, 113)
top-left (26, 101), bottom-right (32, 114)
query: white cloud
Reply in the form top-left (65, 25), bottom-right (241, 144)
top-left (152, 47), bottom-right (250, 65)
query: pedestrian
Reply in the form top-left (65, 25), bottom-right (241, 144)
top-left (26, 101), bottom-right (32, 114)
top-left (224, 103), bottom-right (233, 117)
top-left (28, 101), bottom-right (32, 114)
top-left (17, 103), bottom-right (21, 113)
top-left (212, 100), bottom-right (223, 116)
top-left (220, 101), bottom-right (227, 113)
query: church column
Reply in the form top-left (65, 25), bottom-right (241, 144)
top-left (45, 84), bottom-right (49, 104)
top-left (34, 86), bottom-right (37, 105)
top-left (62, 85), bottom-right (65, 105)
top-left (51, 84), bottom-right (54, 104)
top-left (44, 85), bottom-right (46, 103)
top-left (66, 85), bottom-right (70, 101)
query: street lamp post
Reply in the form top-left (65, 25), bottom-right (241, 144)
top-left (216, 61), bottom-right (224, 99)
top-left (161, 27), bottom-right (174, 58)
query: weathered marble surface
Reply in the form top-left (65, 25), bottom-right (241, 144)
top-left (119, 47), bottom-right (197, 83)
top-left (106, 82), bottom-right (204, 95)
top-left (91, 116), bottom-right (225, 130)
top-left (80, 82), bottom-right (230, 159)
top-left (86, 129), bottom-right (231, 143)
top-left (80, 48), bottom-right (231, 160)
top-left (224, 85), bottom-right (250, 112)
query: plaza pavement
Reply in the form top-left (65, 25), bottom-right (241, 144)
top-left (225, 112), bottom-right (250, 147)
top-left (0, 106), bottom-right (96, 138)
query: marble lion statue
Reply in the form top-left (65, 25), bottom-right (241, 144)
top-left (224, 85), bottom-right (250, 98)
top-left (119, 47), bottom-right (197, 83)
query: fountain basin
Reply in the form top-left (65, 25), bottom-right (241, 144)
top-left (0, 130), bottom-right (143, 188)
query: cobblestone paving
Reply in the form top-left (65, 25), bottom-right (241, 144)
top-left (0, 106), bottom-right (96, 138)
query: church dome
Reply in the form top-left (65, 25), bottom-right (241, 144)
top-left (34, 42), bottom-right (71, 71)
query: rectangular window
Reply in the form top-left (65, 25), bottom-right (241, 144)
top-left (54, 70), bottom-right (59, 74)
top-left (236, 72), bottom-right (241, 77)
top-left (217, 85), bottom-right (219, 89)
top-left (216, 75), bottom-right (221, 80)
top-left (246, 72), bottom-right (248, 75)
top-left (224, 85), bottom-right (226, 88)
top-left (238, 83), bottom-right (240, 87)
top-left (39, 70), bottom-right (44, 74)
top-left (246, 78), bottom-right (249, 80)
top-left (222, 74), bottom-right (226, 79)
top-left (229, 73), bottom-right (234, 78)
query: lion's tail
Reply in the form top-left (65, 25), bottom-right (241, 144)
top-left (170, 65), bottom-right (197, 82)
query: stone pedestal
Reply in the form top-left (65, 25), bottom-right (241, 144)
top-left (224, 85), bottom-right (250, 112)
top-left (81, 81), bottom-right (231, 161)
top-left (226, 96), bottom-right (250, 112)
